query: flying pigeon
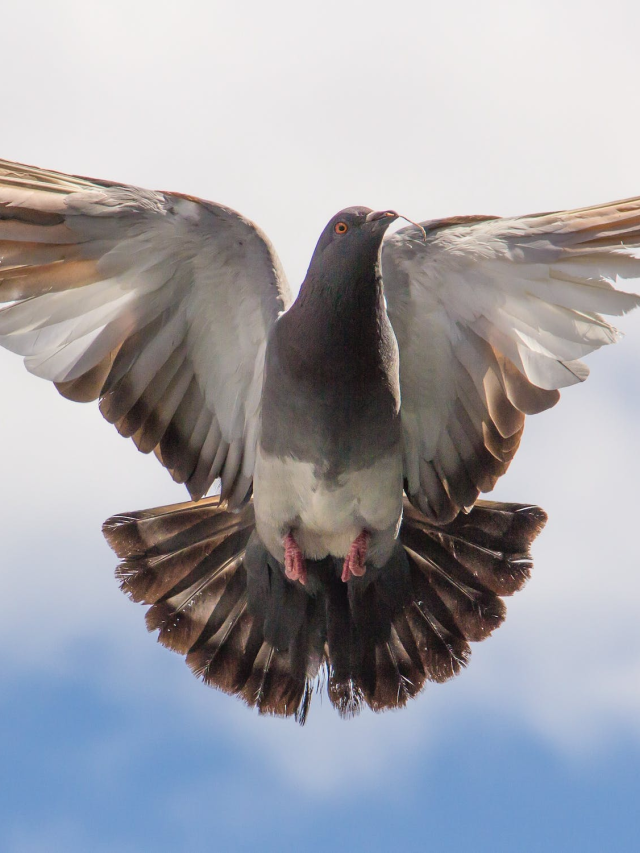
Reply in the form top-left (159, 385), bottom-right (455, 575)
top-left (1, 159), bottom-right (638, 723)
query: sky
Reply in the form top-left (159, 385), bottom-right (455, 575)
top-left (1, 1), bottom-right (640, 851)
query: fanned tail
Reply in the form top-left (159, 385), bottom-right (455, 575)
top-left (103, 496), bottom-right (319, 722)
top-left (103, 495), bottom-right (546, 722)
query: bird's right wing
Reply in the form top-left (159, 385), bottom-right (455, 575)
top-left (382, 201), bottom-right (640, 523)
top-left (0, 159), bottom-right (291, 505)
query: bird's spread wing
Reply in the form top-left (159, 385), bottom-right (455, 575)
top-left (0, 159), bottom-right (291, 505)
top-left (382, 202), bottom-right (640, 523)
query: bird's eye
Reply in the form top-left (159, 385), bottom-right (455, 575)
top-left (334, 221), bottom-right (349, 234)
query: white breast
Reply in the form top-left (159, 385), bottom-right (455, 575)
top-left (253, 447), bottom-right (403, 566)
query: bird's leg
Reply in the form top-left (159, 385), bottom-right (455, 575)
top-left (341, 530), bottom-right (370, 582)
top-left (284, 531), bottom-right (307, 585)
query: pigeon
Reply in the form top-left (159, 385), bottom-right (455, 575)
top-left (1, 159), bottom-right (639, 723)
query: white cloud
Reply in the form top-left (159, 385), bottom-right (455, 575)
top-left (1, 0), bottom-right (640, 795)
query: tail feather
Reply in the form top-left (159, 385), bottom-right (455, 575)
top-left (104, 496), bottom-right (253, 559)
top-left (150, 552), bottom-right (247, 654)
top-left (103, 494), bottom-right (547, 722)
top-left (405, 555), bottom-right (471, 682)
top-left (402, 499), bottom-right (545, 596)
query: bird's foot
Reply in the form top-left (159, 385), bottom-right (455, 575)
top-left (284, 532), bottom-right (307, 585)
top-left (341, 531), bottom-right (370, 582)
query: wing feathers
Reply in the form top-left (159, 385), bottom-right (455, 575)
top-left (0, 158), bottom-right (291, 501)
top-left (384, 197), bottom-right (639, 520)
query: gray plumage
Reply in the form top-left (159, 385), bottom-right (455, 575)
top-left (1, 159), bottom-right (639, 721)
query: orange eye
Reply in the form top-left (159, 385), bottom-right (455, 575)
top-left (334, 221), bottom-right (349, 234)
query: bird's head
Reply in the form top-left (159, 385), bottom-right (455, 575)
top-left (305, 207), bottom-right (398, 281)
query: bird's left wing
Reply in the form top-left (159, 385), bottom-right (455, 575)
top-left (381, 201), bottom-right (640, 523)
top-left (0, 159), bottom-right (291, 504)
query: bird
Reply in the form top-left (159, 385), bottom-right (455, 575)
top-left (1, 159), bottom-right (638, 723)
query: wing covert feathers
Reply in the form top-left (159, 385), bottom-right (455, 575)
top-left (104, 495), bottom-right (546, 722)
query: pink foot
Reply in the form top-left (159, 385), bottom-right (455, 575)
top-left (284, 532), bottom-right (307, 585)
top-left (341, 531), bottom-right (370, 582)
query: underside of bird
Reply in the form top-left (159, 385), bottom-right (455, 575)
top-left (103, 494), bottom-right (546, 723)
top-left (2, 158), bottom-right (638, 723)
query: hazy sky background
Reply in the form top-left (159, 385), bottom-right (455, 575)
top-left (1, 2), bottom-right (640, 851)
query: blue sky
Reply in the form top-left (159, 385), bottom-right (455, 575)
top-left (4, 669), bottom-right (640, 852)
top-left (1, 2), bottom-right (640, 851)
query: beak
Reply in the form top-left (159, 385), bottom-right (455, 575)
top-left (365, 209), bottom-right (398, 225)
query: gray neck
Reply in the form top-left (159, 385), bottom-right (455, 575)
top-left (285, 250), bottom-right (386, 371)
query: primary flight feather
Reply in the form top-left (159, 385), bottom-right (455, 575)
top-left (1, 159), bottom-right (638, 721)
